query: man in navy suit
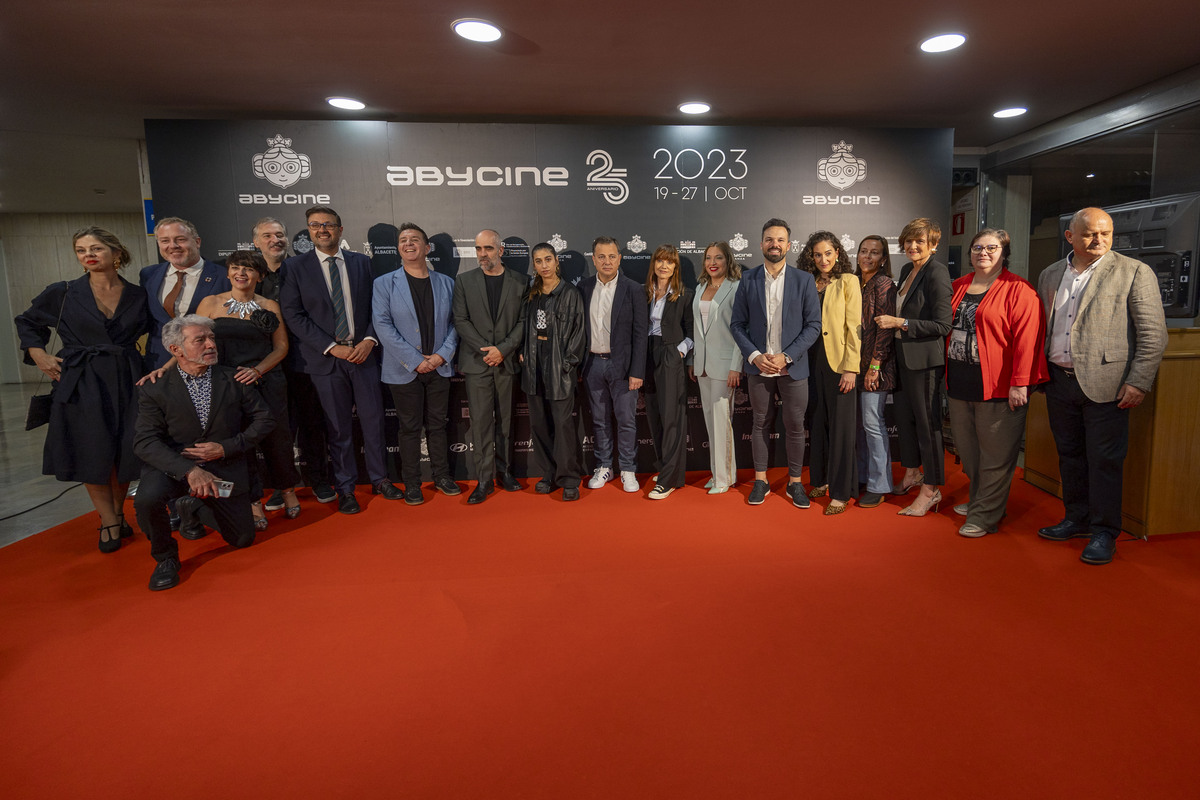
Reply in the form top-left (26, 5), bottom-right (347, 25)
top-left (140, 217), bottom-right (231, 370)
top-left (730, 218), bottom-right (822, 508)
top-left (579, 236), bottom-right (649, 493)
top-left (372, 222), bottom-right (461, 506)
top-left (278, 205), bottom-right (402, 514)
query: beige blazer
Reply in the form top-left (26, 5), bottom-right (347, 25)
top-left (1037, 250), bottom-right (1167, 403)
top-left (818, 273), bottom-right (862, 374)
top-left (689, 278), bottom-right (743, 378)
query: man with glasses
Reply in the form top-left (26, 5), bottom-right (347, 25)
top-left (279, 205), bottom-right (402, 514)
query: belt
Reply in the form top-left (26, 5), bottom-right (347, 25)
top-left (591, 352), bottom-right (611, 359)
top-left (1051, 363), bottom-right (1076, 379)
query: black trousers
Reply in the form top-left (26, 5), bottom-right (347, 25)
top-left (643, 336), bottom-right (688, 488)
top-left (284, 364), bottom-right (331, 488)
top-left (389, 372), bottom-right (451, 486)
top-left (894, 348), bottom-right (946, 486)
top-left (134, 468), bottom-right (254, 563)
top-left (1044, 365), bottom-right (1130, 537)
top-left (808, 344), bottom-right (858, 501)
top-left (463, 369), bottom-right (516, 484)
top-left (528, 391), bottom-right (582, 489)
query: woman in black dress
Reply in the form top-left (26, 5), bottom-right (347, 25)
top-left (15, 227), bottom-right (150, 552)
top-left (195, 251), bottom-right (299, 527)
top-left (519, 243), bottom-right (587, 501)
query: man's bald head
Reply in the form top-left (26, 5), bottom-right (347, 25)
top-left (475, 229), bottom-right (505, 274)
top-left (1065, 207), bottom-right (1114, 268)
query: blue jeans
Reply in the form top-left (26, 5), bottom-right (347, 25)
top-left (583, 356), bottom-right (638, 472)
top-left (856, 390), bottom-right (892, 494)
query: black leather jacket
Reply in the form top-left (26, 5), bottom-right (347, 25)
top-left (519, 281), bottom-right (586, 401)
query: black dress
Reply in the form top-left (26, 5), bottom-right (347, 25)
top-left (213, 312), bottom-right (299, 491)
top-left (15, 276), bottom-right (150, 484)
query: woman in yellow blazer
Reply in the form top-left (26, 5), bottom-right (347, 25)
top-left (799, 231), bottom-right (862, 514)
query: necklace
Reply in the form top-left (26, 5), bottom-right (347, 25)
top-left (223, 296), bottom-right (262, 319)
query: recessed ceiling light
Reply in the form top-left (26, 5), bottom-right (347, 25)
top-left (453, 18), bottom-right (502, 42)
top-left (327, 97), bottom-right (365, 110)
top-left (1086, 173), bottom-right (1096, 179)
top-left (678, 102), bottom-right (711, 115)
top-left (993, 107), bottom-right (1027, 118)
top-left (920, 33), bottom-right (966, 53)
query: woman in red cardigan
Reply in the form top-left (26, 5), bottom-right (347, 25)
top-left (947, 229), bottom-right (1049, 537)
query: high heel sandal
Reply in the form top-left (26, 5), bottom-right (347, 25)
top-left (251, 502), bottom-right (269, 531)
top-left (808, 485), bottom-right (828, 498)
top-left (98, 522), bottom-right (122, 553)
top-left (282, 488), bottom-right (301, 520)
top-left (824, 499), bottom-right (848, 516)
top-left (892, 473), bottom-right (925, 495)
top-left (897, 489), bottom-right (941, 517)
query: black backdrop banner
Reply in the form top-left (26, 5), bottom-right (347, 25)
top-left (147, 120), bottom-right (950, 480)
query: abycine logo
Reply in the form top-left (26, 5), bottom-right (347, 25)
top-left (818, 141), bottom-right (866, 190)
top-left (627, 234), bottom-right (646, 254)
top-left (586, 149), bottom-right (629, 205)
top-left (253, 135), bottom-right (312, 189)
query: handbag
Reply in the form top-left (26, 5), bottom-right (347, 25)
top-left (24, 284), bottom-right (69, 431)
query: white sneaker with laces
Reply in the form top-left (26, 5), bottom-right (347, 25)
top-left (620, 471), bottom-right (639, 493)
top-left (588, 466), bottom-right (614, 489)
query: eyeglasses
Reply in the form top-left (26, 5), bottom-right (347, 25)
top-left (307, 222), bottom-right (340, 231)
top-left (971, 244), bottom-right (1002, 254)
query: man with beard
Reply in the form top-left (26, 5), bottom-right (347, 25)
top-left (730, 218), bottom-right (822, 507)
top-left (252, 217), bottom-right (336, 507)
top-left (133, 315), bottom-right (274, 591)
top-left (451, 229), bottom-right (526, 503)
top-left (279, 205), bottom-right (403, 514)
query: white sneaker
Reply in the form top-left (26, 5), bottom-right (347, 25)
top-left (588, 466), bottom-right (613, 489)
top-left (620, 471), bottom-right (639, 493)
top-left (953, 503), bottom-right (969, 516)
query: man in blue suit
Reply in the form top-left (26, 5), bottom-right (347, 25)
top-left (372, 222), bottom-right (461, 506)
top-left (579, 236), bottom-right (650, 493)
top-left (730, 218), bottom-right (822, 508)
top-left (278, 205), bottom-right (402, 514)
top-left (140, 217), bottom-right (231, 370)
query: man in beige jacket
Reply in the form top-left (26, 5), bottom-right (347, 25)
top-left (1035, 207), bottom-right (1167, 564)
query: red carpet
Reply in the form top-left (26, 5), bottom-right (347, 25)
top-left (3, 460), bottom-right (1200, 799)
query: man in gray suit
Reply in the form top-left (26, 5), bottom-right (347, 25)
top-left (451, 229), bottom-right (527, 503)
top-left (1035, 207), bottom-right (1167, 564)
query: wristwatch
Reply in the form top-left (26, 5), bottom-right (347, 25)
top-left (901, 319), bottom-right (909, 331)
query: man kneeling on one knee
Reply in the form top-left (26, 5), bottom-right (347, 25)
top-left (134, 315), bottom-right (274, 591)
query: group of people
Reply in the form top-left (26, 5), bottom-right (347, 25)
top-left (14, 204), bottom-right (1167, 590)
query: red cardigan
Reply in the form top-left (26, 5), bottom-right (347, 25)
top-left (948, 269), bottom-right (1049, 400)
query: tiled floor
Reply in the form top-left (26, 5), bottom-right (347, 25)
top-left (0, 383), bottom-right (97, 547)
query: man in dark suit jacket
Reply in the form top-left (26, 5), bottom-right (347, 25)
top-left (730, 218), bottom-right (823, 508)
top-left (133, 315), bottom-right (274, 591)
top-left (579, 236), bottom-right (649, 493)
top-left (451, 229), bottom-right (527, 503)
top-left (1035, 207), bottom-right (1167, 564)
top-left (278, 205), bottom-right (401, 514)
top-left (140, 217), bottom-right (231, 369)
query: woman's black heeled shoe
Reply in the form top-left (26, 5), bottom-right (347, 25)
top-left (98, 523), bottom-right (123, 553)
top-left (118, 514), bottom-right (134, 539)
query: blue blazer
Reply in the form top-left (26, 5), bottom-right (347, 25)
top-left (139, 260), bottom-right (230, 369)
top-left (578, 272), bottom-right (649, 380)
top-left (730, 264), bottom-right (822, 382)
top-left (279, 249), bottom-right (378, 376)
top-left (372, 267), bottom-right (459, 385)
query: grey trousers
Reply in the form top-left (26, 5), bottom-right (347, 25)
top-left (746, 373), bottom-right (808, 477)
top-left (948, 397), bottom-right (1027, 530)
top-left (464, 369), bottom-right (516, 484)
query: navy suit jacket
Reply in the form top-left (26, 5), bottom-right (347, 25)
top-left (279, 249), bottom-right (379, 376)
top-left (140, 260), bottom-right (230, 369)
top-left (579, 272), bottom-right (649, 380)
top-left (730, 264), bottom-right (822, 382)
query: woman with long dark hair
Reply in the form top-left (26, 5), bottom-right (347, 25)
top-left (798, 231), bottom-right (861, 514)
top-left (854, 235), bottom-right (897, 508)
top-left (642, 244), bottom-right (693, 500)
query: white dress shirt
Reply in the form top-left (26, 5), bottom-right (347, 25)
top-left (749, 264), bottom-right (787, 377)
top-left (159, 258), bottom-right (203, 316)
top-left (1048, 252), bottom-right (1102, 368)
top-left (589, 275), bottom-right (618, 353)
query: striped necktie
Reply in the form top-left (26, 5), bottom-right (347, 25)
top-left (326, 256), bottom-right (350, 341)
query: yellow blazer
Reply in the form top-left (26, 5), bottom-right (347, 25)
top-left (819, 273), bottom-right (862, 373)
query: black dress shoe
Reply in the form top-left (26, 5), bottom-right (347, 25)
top-left (169, 514), bottom-right (181, 532)
top-left (535, 479), bottom-right (554, 494)
top-left (467, 482), bottom-right (495, 504)
top-left (313, 483), bottom-right (337, 504)
top-left (497, 472), bottom-right (521, 492)
top-left (748, 480), bottom-right (769, 506)
top-left (176, 496), bottom-right (209, 540)
top-left (1081, 531), bottom-right (1116, 565)
top-left (1038, 520), bottom-right (1089, 541)
top-left (787, 482), bottom-right (811, 509)
top-left (562, 486), bottom-right (580, 501)
top-left (433, 476), bottom-right (462, 496)
top-left (372, 481), bottom-right (403, 500)
top-left (149, 557), bottom-right (181, 591)
top-left (337, 493), bottom-right (361, 514)
top-left (404, 485), bottom-right (424, 505)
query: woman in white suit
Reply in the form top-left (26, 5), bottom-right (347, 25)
top-left (688, 241), bottom-right (743, 494)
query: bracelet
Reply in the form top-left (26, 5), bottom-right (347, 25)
top-left (869, 365), bottom-right (881, 371)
